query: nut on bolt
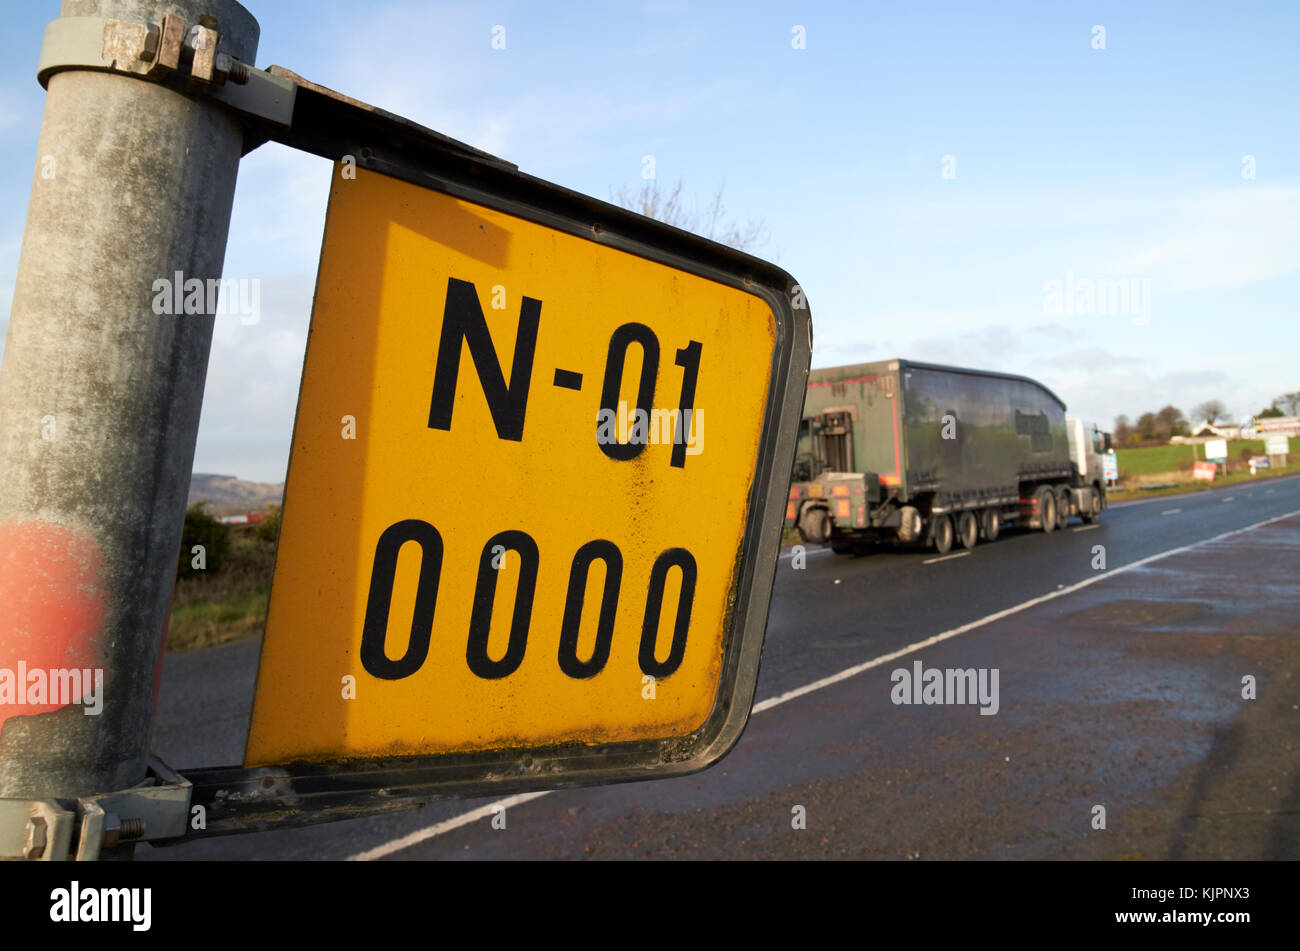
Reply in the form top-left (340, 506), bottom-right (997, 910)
top-left (139, 24), bottom-right (160, 62)
top-left (213, 52), bottom-right (250, 84)
top-left (22, 816), bottom-right (48, 860)
top-left (120, 817), bottom-right (146, 840)
top-left (101, 813), bottom-right (147, 849)
top-left (102, 812), bottom-right (120, 848)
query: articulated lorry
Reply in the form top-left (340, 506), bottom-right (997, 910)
top-left (785, 359), bottom-right (1111, 555)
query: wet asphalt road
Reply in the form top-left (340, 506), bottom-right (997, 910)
top-left (143, 473), bottom-right (1300, 859)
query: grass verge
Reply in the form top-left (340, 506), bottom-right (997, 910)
top-left (1107, 459), bottom-right (1300, 502)
top-left (166, 524), bottom-right (276, 652)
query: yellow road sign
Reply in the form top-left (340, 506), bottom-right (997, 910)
top-left (245, 163), bottom-right (809, 788)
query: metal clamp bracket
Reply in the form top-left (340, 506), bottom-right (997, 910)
top-left (36, 13), bottom-right (295, 128)
top-left (0, 757), bottom-right (193, 861)
top-left (33, 14), bottom-right (515, 165)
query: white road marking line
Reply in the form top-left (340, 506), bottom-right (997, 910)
top-left (1222, 497), bottom-right (1235, 502)
top-left (350, 506), bottom-right (1300, 861)
top-left (348, 791), bottom-right (551, 862)
top-left (1162, 508), bottom-right (1181, 515)
top-left (1266, 489), bottom-right (1276, 494)
top-left (778, 546), bottom-right (830, 561)
top-left (922, 551), bottom-right (969, 564)
top-left (1072, 524), bottom-right (1099, 532)
top-left (751, 508), bottom-right (1298, 713)
top-left (1105, 471), bottom-right (1300, 508)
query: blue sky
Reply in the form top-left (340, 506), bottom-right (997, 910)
top-left (2, 1), bottom-right (1297, 482)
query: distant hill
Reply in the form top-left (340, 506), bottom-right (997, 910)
top-left (187, 473), bottom-right (284, 516)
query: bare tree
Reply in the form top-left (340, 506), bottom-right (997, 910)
top-left (1113, 414), bottom-right (1131, 443)
top-left (1155, 404), bottom-right (1187, 438)
top-left (1193, 399), bottom-right (1227, 425)
top-left (1137, 411), bottom-right (1157, 440)
top-left (610, 178), bottom-right (769, 253)
top-left (1276, 391), bottom-right (1300, 416)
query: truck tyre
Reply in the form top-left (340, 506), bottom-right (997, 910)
top-left (896, 505), bottom-right (923, 544)
top-left (1082, 488), bottom-right (1102, 524)
top-left (798, 505), bottom-right (832, 545)
top-left (931, 514), bottom-right (954, 554)
top-left (1056, 487), bottom-right (1071, 530)
top-left (1037, 487), bottom-right (1057, 534)
top-left (981, 509), bottom-right (1001, 542)
top-left (1081, 493), bottom-right (1102, 524)
top-left (957, 511), bottom-right (979, 549)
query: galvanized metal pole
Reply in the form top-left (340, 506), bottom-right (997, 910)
top-left (0, 0), bottom-right (258, 807)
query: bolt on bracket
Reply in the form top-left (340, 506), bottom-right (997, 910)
top-left (36, 13), bottom-right (295, 128)
top-left (0, 757), bottom-right (193, 861)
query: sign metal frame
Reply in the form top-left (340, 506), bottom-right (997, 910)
top-left (172, 72), bottom-right (811, 838)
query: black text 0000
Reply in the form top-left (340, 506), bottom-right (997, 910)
top-left (359, 519), bottom-right (699, 682)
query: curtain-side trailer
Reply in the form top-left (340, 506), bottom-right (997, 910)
top-left (785, 359), bottom-right (1110, 555)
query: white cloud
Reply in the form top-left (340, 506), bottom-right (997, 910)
top-left (226, 146), bottom-right (331, 268)
top-left (278, 3), bottom-right (741, 176)
top-left (1043, 348), bottom-right (1142, 370)
top-left (184, 142), bottom-right (330, 481)
top-left (1100, 187), bottom-right (1300, 292)
top-left (837, 185), bottom-right (1300, 305)
top-left (1038, 353), bottom-right (1293, 432)
top-left (195, 272), bottom-right (315, 483)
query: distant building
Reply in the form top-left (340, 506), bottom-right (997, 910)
top-left (1184, 422), bottom-right (1241, 440)
top-left (1172, 415), bottom-right (1300, 444)
top-left (218, 512), bottom-right (268, 525)
top-left (1255, 415), bottom-right (1300, 436)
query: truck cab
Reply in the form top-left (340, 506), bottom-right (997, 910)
top-left (1065, 418), bottom-right (1111, 522)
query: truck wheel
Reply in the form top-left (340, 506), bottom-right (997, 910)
top-left (896, 505), bottom-right (923, 544)
top-left (931, 514), bottom-right (954, 554)
top-left (957, 511), bottom-right (979, 549)
top-left (1082, 489), bottom-right (1102, 524)
top-left (1056, 488), bottom-right (1071, 530)
top-left (981, 509), bottom-right (1001, 542)
top-left (798, 506), bottom-right (831, 545)
top-left (1037, 487), bottom-right (1056, 534)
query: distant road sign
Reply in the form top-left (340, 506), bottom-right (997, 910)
top-left (245, 164), bottom-right (810, 789)
top-left (1204, 438), bottom-right (1228, 463)
top-left (1265, 434), bottom-right (1289, 456)
top-left (1102, 451), bottom-right (1118, 482)
top-left (1193, 461), bottom-right (1218, 481)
